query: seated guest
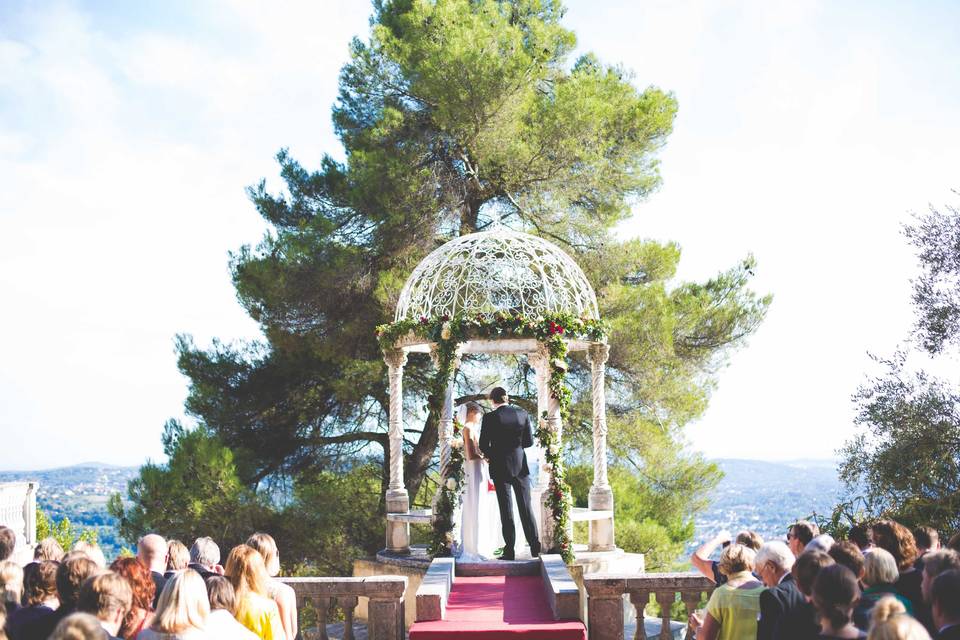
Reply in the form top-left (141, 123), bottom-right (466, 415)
top-left (812, 564), bottom-right (865, 639)
top-left (204, 576), bottom-right (258, 639)
top-left (873, 521), bottom-right (922, 610)
top-left (77, 573), bottom-right (133, 640)
top-left (1, 561), bottom-right (23, 615)
top-left (71, 542), bottom-right (106, 570)
top-left (21, 552), bottom-right (100, 639)
top-left (831, 542), bottom-right (867, 585)
top-left (137, 570), bottom-right (208, 640)
top-left (692, 543), bottom-right (765, 640)
top-left (164, 541), bottom-right (190, 580)
top-left (922, 550), bottom-right (960, 608)
top-left (867, 597), bottom-right (931, 640)
top-left (34, 538), bottom-right (65, 563)
top-left (809, 535), bottom-right (838, 554)
top-left (947, 534), bottom-right (960, 555)
top-left (0, 527), bottom-right (16, 562)
top-left (188, 537), bottom-right (222, 581)
top-left (855, 548), bottom-right (913, 629)
top-left (245, 533), bottom-right (297, 640)
top-left (6, 560), bottom-right (59, 639)
top-left (691, 530), bottom-right (765, 586)
top-left (850, 525), bottom-right (874, 553)
top-left (136, 535), bottom-right (168, 609)
top-left (109, 558), bottom-right (155, 640)
top-left (225, 545), bottom-right (283, 640)
top-left (755, 541), bottom-right (800, 640)
top-left (789, 521), bottom-right (821, 558)
top-left (930, 570), bottom-right (960, 639)
top-left (50, 612), bottom-right (108, 640)
top-left (781, 550), bottom-right (837, 640)
top-left (914, 528), bottom-right (941, 572)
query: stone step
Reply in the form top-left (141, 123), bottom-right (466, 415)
top-left (455, 559), bottom-right (540, 577)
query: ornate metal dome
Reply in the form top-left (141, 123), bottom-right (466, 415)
top-left (395, 227), bottom-right (599, 322)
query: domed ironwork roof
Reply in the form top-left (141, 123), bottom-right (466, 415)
top-left (395, 227), bottom-right (599, 322)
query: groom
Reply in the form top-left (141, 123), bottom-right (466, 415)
top-left (479, 387), bottom-right (541, 560)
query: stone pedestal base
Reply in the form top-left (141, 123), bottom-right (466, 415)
top-left (588, 486), bottom-right (615, 552)
top-left (385, 489), bottom-right (410, 554)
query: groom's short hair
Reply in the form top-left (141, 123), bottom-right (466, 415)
top-left (490, 387), bottom-right (508, 404)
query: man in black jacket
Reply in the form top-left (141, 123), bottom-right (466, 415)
top-left (933, 570), bottom-right (960, 639)
top-left (479, 387), bottom-right (541, 560)
top-left (756, 541), bottom-right (801, 640)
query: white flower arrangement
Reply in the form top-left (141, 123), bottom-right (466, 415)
top-left (446, 478), bottom-right (457, 491)
top-left (450, 438), bottom-right (463, 449)
top-left (440, 321), bottom-right (452, 340)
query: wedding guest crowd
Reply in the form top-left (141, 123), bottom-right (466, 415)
top-left (0, 532), bottom-right (297, 640)
top-left (689, 518), bottom-right (960, 640)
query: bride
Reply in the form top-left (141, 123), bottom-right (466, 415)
top-left (458, 402), bottom-right (500, 560)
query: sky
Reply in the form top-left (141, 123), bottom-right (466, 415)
top-left (1, 0), bottom-right (958, 470)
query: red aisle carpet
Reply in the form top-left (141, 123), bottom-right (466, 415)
top-left (409, 575), bottom-right (586, 640)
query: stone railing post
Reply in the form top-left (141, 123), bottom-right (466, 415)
top-left (383, 347), bottom-right (410, 554)
top-left (587, 342), bottom-right (614, 551)
top-left (23, 482), bottom-right (37, 546)
top-left (281, 576), bottom-right (407, 640)
top-left (585, 576), bottom-right (625, 640)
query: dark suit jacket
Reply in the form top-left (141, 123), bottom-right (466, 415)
top-left (758, 574), bottom-right (806, 640)
top-left (479, 405), bottom-right (533, 481)
top-left (939, 625), bottom-right (960, 640)
top-left (151, 570), bottom-right (167, 608)
top-left (20, 604), bottom-right (74, 640)
top-left (773, 598), bottom-right (818, 640)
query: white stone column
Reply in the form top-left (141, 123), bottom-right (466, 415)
top-left (587, 342), bottom-right (615, 551)
top-left (430, 347), bottom-right (461, 475)
top-left (24, 482), bottom-right (38, 546)
top-left (383, 347), bottom-right (410, 553)
top-left (529, 344), bottom-right (565, 552)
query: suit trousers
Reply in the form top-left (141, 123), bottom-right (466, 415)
top-left (493, 475), bottom-right (539, 553)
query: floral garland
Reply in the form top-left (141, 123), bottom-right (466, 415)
top-left (377, 311), bottom-right (606, 564)
top-left (428, 418), bottom-right (466, 556)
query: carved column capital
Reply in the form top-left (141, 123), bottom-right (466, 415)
top-left (383, 347), bottom-right (408, 370)
top-left (587, 342), bottom-right (610, 365)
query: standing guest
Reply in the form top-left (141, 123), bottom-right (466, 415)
top-left (873, 521), bottom-right (922, 610)
top-left (34, 538), bottom-right (66, 563)
top-left (755, 541), bottom-right (800, 640)
top-left (109, 558), bottom-right (155, 640)
top-left (204, 577), bottom-right (258, 640)
top-left (1, 561), bottom-right (23, 615)
top-left (6, 560), bottom-right (59, 640)
top-left (135, 570), bottom-right (208, 640)
top-left (21, 552), bottom-right (100, 639)
top-left (914, 529), bottom-right (941, 572)
top-left (245, 533), bottom-right (297, 640)
top-left (922, 550), bottom-right (960, 609)
top-left (812, 565), bottom-right (865, 639)
top-left (850, 525), bottom-right (874, 554)
top-left (691, 544), bottom-right (764, 640)
top-left (831, 542), bottom-right (867, 584)
top-left (789, 521), bottom-right (821, 558)
top-left (50, 612), bottom-right (108, 640)
top-left (188, 538), bottom-right (222, 581)
top-left (136, 535), bottom-right (168, 609)
top-left (854, 548), bottom-right (913, 630)
top-left (782, 550), bottom-right (837, 640)
top-left (0, 527), bottom-right (16, 562)
top-left (930, 570), bottom-right (960, 639)
top-left (77, 573), bottom-right (132, 640)
top-left (225, 545), bottom-right (283, 640)
top-left (946, 534), bottom-right (960, 555)
top-left (691, 531), bottom-right (765, 586)
top-left (866, 598), bottom-right (930, 640)
top-left (71, 542), bottom-right (107, 570)
top-left (164, 542), bottom-right (190, 580)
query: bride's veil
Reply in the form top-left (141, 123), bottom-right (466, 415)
top-left (456, 403), bottom-right (469, 426)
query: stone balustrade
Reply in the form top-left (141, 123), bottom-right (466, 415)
top-left (584, 572), bottom-right (714, 640)
top-left (0, 482), bottom-right (38, 564)
top-left (279, 575), bottom-right (407, 640)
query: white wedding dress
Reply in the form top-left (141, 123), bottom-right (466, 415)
top-left (459, 413), bottom-right (500, 560)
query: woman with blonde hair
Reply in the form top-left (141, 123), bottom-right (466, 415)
top-left (137, 569), bottom-right (208, 639)
top-left (245, 533), bottom-right (296, 640)
top-left (225, 545), bottom-right (283, 640)
top-left (867, 597), bottom-right (930, 640)
top-left (50, 612), bottom-right (107, 640)
top-left (0, 561), bottom-right (23, 616)
top-left (693, 544), bottom-right (765, 640)
top-left (165, 541), bottom-right (190, 579)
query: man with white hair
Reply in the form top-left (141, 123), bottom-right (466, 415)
top-left (188, 536), bottom-right (224, 581)
top-left (137, 533), bottom-right (168, 608)
top-left (756, 541), bottom-right (801, 640)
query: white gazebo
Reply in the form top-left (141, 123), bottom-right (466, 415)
top-left (381, 226), bottom-right (615, 557)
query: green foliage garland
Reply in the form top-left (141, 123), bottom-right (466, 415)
top-left (428, 418), bottom-right (466, 556)
top-left (378, 311), bottom-right (602, 563)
